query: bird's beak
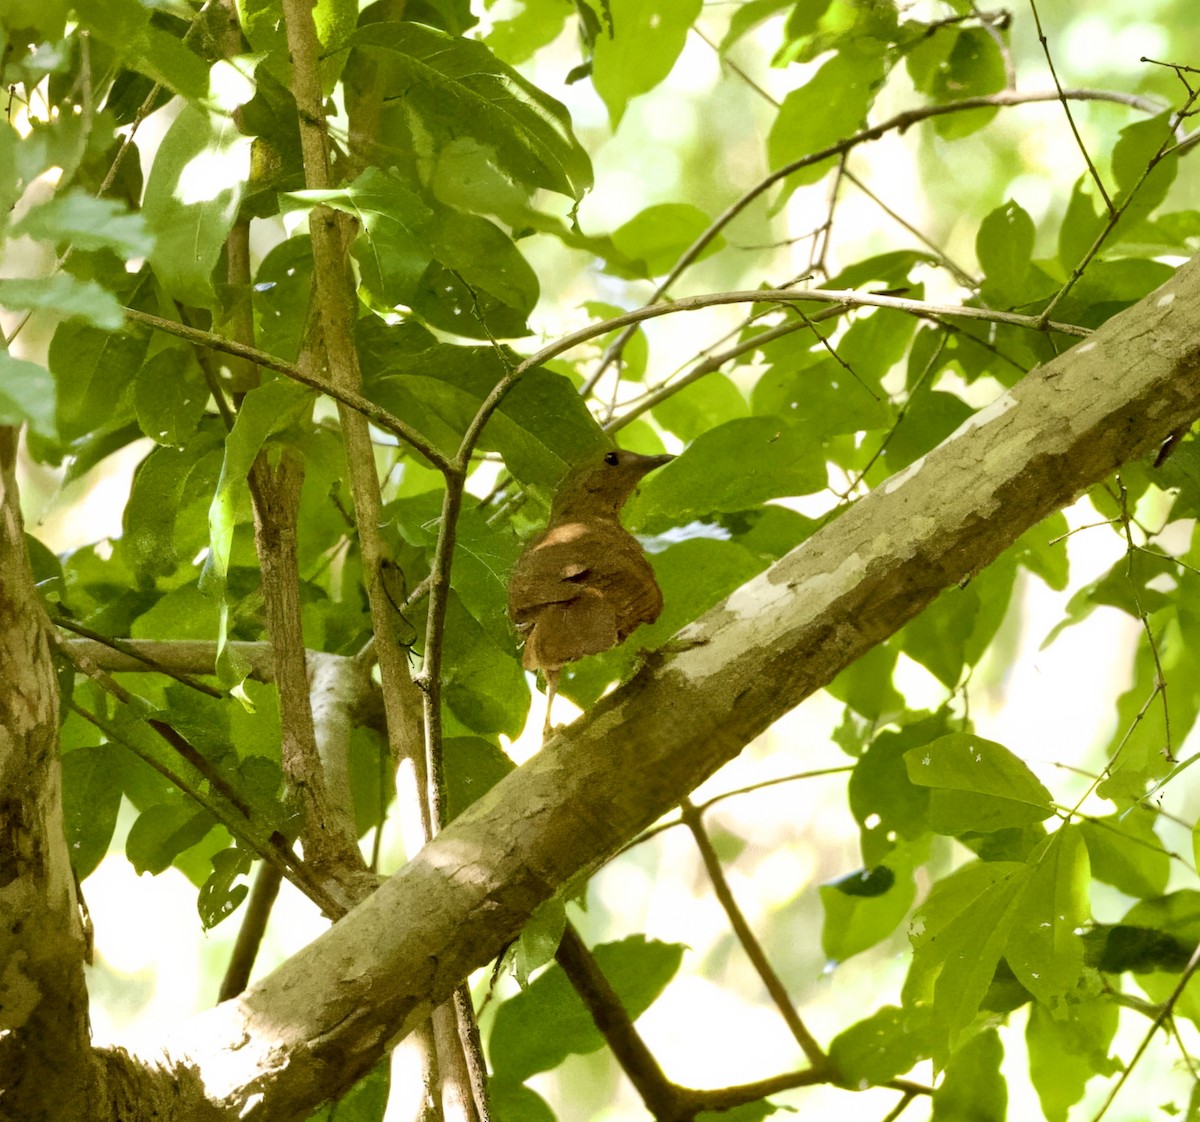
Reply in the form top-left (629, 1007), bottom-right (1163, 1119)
top-left (631, 453), bottom-right (675, 473)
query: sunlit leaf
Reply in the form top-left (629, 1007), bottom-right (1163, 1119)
top-left (591, 0), bottom-right (702, 128)
top-left (905, 734), bottom-right (1054, 835)
top-left (142, 104), bottom-right (252, 308)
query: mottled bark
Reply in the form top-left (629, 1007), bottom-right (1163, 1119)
top-left (0, 428), bottom-right (91, 1121)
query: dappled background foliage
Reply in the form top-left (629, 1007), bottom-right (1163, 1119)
top-left (4, 0), bottom-right (1200, 1119)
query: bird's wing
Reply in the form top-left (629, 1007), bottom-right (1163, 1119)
top-left (507, 536), bottom-right (592, 622)
top-left (521, 594), bottom-right (618, 670)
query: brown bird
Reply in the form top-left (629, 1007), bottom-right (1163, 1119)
top-left (508, 448), bottom-right (674, 736)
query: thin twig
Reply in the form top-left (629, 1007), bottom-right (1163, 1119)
top-left (58, 637), bottom-right (276, 680)
top-left (1116, 476), bottom-right (1172, 763)
top-left (70, 700), bottom-right (339, 915)
top-left (680, 797), bottom-right (826, 1065)
top-left (218, 862), bottom-right (283, 1001)
top-left (583, 85), bottom-right (1162, 389)
top-left (843, 169), bottom-right (980, 288)
top-left (62, 641), bottom-right (253, 817)
top-left (122, 306), bottom-right (453, 472)
top-left (519, 286), bottom-right (1091, 421)
top-left (605, 312), bottom-right (821, 434)
top-left (1039, 82), bottom-right (1200, 325)
top-left (1028, 0), bottom-right (1113, 213)
top-left (1090, 938), bottom-right (1200, 1122)
top-left (53, 616), bottom-right (225, 697)
top-left (839, 330), bottom-right (950, 499)
top-left (619, 766), bottom-right (854, 853)
top-left (555, 925), bottom-right (680, 1118)
top-left (879, 1089), bottom-right (920, 1122)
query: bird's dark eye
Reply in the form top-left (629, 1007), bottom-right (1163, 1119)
top-left (604, 451), bottom-right (619, 466)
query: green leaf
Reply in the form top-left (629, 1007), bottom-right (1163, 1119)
top-left (1011, 511), bottom-right (1069, 592)
top-left (358, 318), bottom-right (608, 481)
top-left (1090, 891), bottom-right (1200, 977)
top-left (203, 379), bottom-right (314, 594)
top-left (959, 823), bottom-right (1047, 864)
top-left (131, 582), bottom-right (218, 642)
top-left (449, 508), bottom-right (524, 648)
top-left (904, 860), bottom-right (1029, 1057)
top-left (198, 847), bottom-right (252, 929)
top-left (751, 344), bottom-right (893, 446)
top-left (629, 417), bottom-right (827, 527)
top-left (2, 0), bottom-right (69, 38)
top-left (821, 855), bottom-right (916, 963)
top-left (767, 45), bottom-right (887, 200)
top-left (1027, 997), bottom-right (1119, 1122)
top-left (1115, 893), bottom-right (1200, 1023)
top-left (1080, 809), bottom-right (1170, 899)
top-left (489, 1080), bottom-right (556, 1122)
top-left (134, 348), bottom-right (210, 447)
top-left (441, 593), bottom-right (529, 738)
top-left (1058, 175), bottom-right (1105, 271)
top-left (882, 388), bottom-right (973, 475)
top-left (513, 898), bottom-right (567, 988)
top-left (904, 734), bottom-right (1055, 835)
top-left (311, 1060), bottom-right (390, 1122)
top-left (142, 103), bottom-right (252, 308)
top-left (977, 199), bottom-right (1035, 306)
top-left (932, 1028), bottom-right (1006, 1122)
top-left (591, 0), bottom-right (702, 128)
top-left (609, 202), bottom-right (719, 278)
top-left (776, 0), bottom-right (899, 64)
top-left (0, 350), bottom-right (56, 438)
top-left (486, 0), bottom-right (571, 65)
top-left (1063, 258), bottom-right (1177, 327)
top-left (1043, 548), bottom-right (1178, 646)
top-left (1111, 112), bottom-right (1178, 231)
top-left (652, 373), bottom-right (747, 443)
top-left (60, 743), bottom-right (124, 878)
top-left (848, 714), bottom-right (945, 862)
top-left (76, 0), bottom-right (210, 101)
top-left (828, 645), bottom-right (905, 723)
top-left (899, 582), bottom-right (981, 690)
top-left (835, 307), bottom-right (920, 391)
top-left (488, 935), bottom-right (685, 1081)
top-left (11, 189), bottom-right (154, 256)
top-left (288, 168), bottom-right (435, 308)
top-left (444, 736), bottom-right (515, 822)
top-left (1098, 594), bottom-right (1200, 801)
top-left (901, 557), bottom-right (1016, 689)
top-left (236, 0), bottom-right (358, 93)
top-left (124, 428), bottom-right (224, 582)
top-left (346, 22), bottom-right (591, 200)
top-left (0, 274), bottom-right (124, 330)
top-left (253, 236), bottom-right (313, 363)
top-left (720, 0), bottom-right (794, 51)
top-left (1006, 827), bottom-right (1089, 1003)
top-left (906, 25), bottom-right (1005, 139)
top-left (126, 800), bottom-right (217, 875)
top-left (411, 209), bottom-right (540, 339)
top-left (47, 262), bottom-right (153, 446)
top-left (830, 1004), bottom-right (935, 1087)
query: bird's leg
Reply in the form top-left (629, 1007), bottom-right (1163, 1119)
top-left (542, 667), bottom-right (560, 739)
